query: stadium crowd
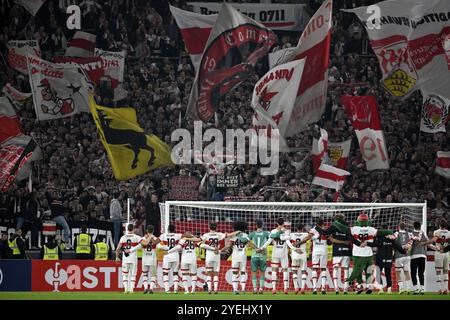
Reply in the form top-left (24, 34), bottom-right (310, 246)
top-left (0, 0), bottom-right (449, 250)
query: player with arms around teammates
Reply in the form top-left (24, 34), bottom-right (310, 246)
top-left (158, 224), bottom-right (182, 293)
top-left (249, 219), bottom-right (271, 294)
top-left (286, 223), bottom-right (310, 294)
top-left (116, 224), bottom-right (141, 294)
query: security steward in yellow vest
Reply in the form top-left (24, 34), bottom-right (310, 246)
top-left (40, 236), bottom-right (62, 260)
top-left (74, 225), bottom-right (93, 259)
top-left (94, 235), bottom-right (110, 260)
top-left (8, 229), bottom-right (26, 259)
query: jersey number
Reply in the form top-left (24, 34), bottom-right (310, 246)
top-left (358, 233), bottom-right (369, 242)
top-left (209, 238), bottom-right (219, 248)
top-left (125, 239), bottom-right (132, 250)
top-left (168, 238), bottom-right (176, 249)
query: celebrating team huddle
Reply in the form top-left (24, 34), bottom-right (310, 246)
top-left (115, 215), bottom-right (450, 295)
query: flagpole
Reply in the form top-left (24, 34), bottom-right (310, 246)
top-left (127, 198), bottom-right (130, 225)
top-left (28, 169), bottom-right (32, 192)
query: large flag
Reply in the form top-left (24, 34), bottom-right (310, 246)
top-left (186, 3), bottom-right (277, 122)
top-left (341, 95), bottom-right (389, 171)
top-left (2, 83), bottom-right (32, 107)
top-left (435, 151), bottom-right (450, 179)
top-left (7, 40), bottom-right (41, 74)
top-left (89, 95), bottom-right (173, 180)
top-left (312, 163), bottom-right (350, 191)
top-left (53, 56), bottom-right (105, 85)
top-left (0, 97), bottom-right (21, 144)
top-left (420, 92), bottom-right (449, 133)
top-left (311, 128), bottom-right (328, 172)
top-left (16, 0), bottom-right (45, 16)
top-left (65, 31), bottom-right (96, 58)
top-left (328, 139), bottom-right (351, 169)
top-left (169, 5), bottom-right (217, 72)
top-left (344, 0), bottom-right (450, 99)
top-left (27, 55), bottom-right (90, 121)
top-left (251, 59), bottom-right (305, 151)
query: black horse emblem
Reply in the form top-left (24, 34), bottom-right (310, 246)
top-left (96, 109), bottom-right (156, 170)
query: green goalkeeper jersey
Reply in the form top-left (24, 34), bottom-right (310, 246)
top-left (249, 230), bottom-right (270, 258)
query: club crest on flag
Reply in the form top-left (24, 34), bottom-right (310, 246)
top-left (421, 94), bottom-right (449, 133)
top-left (258, 87), bottom-right (278, 112)
top-left (329, 146), bottom-right (343, 167)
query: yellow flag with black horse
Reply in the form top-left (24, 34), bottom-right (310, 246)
top-left (89, 95), bottom-right (173, 180)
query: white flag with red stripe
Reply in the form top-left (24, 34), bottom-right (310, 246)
top-left (170, 5), bottom-right (216, 72)
top-left (273, 0), bottom-right (333, 136)
top-left (65, 31), bottom-right (96, 58)
top-left (435, 151), bottom-right (450, 179)
top-left (312, 163), bottom-right (350, 191)
top-left (311, 128), bottom-right (328, 172)
top-left (328, 139), bottom-right (351, 170)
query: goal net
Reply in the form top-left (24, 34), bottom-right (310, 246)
top-left (159, 201), bottom-right (426, 292)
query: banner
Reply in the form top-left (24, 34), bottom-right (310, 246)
top-left (65, 31), bottom-right (96, 58)
top-left (435, 151), bottom-right (450, 179)
top-left (0, 96), bottom-right (21, 144)
top-left (7, 40), bottom-right (41, 74)
top-left (420, 92), bottom-right (449, 133)
top-left (188, 2), bottom-right (308, 31)
top-left (312, 163), bottom-right (350, 191)
top-left (16, 0), bottom-right (45, 16)
top-left (216, 175), bottom-right (239, 189)
top-left (445, 34), bottom-right (450, 70)
top-left (169, 175), bottom-right (199, 200)
top-left (273, 0), bottom-right (333, 137)
top-left (0, 260), bottom-right (32, 291)
top-left (28, 55), bottom-right (90, 120)
top-left (2, 83), bottom-right (32, 106)
top-left (89, 95), bottom-right (173, 180)
top-left (344, 0), bottom-right (450, 99)
top-left (53, 56), bottom-right (105, 85)
top-left (341, 95), bottom-right (389, 171)
top-left (186, 3), bottom-right (277, 122)
top-left (328, 140), bottom-right (351, 169)
top-left (94, 48), bottom-right (125, 83)
top-left (251, 59), bottom-right (305, 151)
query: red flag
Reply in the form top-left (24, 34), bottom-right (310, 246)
top-left (435, 151), bottom-right (450, 179)
top-left (341, 95), bottom-right (389, 171)
top-left (312, 163), bottom-right (350, 191)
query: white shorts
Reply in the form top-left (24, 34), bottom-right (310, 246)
top-left (231, 255), bottom-right (247, 272)
top-left (271, 255), bottom-right (289, 269)
top-left (205, 256), bottom-right (221, 273)
top-left (333, 256), bottom-right (350, 268)
top-left (435, 252), bottom-right (449, 270)
top-left (312, 254), bottom-right (327, 269)
top-left (180, 260), bottom-right (197, 274)
top-left (142, 263), bottom-right (157, 276)
top-left (122, 262), bottom-right (138, 278)
top-left (163, 255), bottom-right (180, 272)
top-left (395, 256), bottom-right (411, 272)
top-left (291, 256), bottom-right (307, 271)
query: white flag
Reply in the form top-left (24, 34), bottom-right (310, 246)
top-left (66, 31), bottom-right (96, 58)
top-left (7, 40), bottom-right (41, 74)
top-left (420, 92), bottom-right (449, 133)
top-left (435, 151), bottom-right (450, 179)
top-left (312, 163), bottom-right (350, 191)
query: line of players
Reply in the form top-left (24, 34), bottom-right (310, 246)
top-left (115, 217), bottom-right (450, 294)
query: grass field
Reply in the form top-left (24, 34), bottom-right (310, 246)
top-left (1, 291), bottom-right (449, 300)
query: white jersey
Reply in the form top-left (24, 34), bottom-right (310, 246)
top-left (266, 229), bottom-right (290, 259)
top-left (178, 238), bottom-right (198, 264)
top-left (310, 227), bottom-right (328, 256)
top-left (201, 232), bottom-right (226, 260)
top-left (288, 232), bottom-right (308, 259)
top-left (229, 233), bottom-right (250, 259)
top-left (160, 233), bottom-right (182, 261)
top-left (140, 236), bottom-right (158, 265)
top-left (119, 233), bottom-right (141, 264)
top-left (434, 228), bottom-right (450, 252)
top-left (351, 226), bottom-right (377, 257)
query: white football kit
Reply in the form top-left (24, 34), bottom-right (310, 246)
top-left (262, 229), bottom-right (290, 269)
top-left (178, 238), bottom-right (198, 274)
top-left (229, 233), bottom-right (250, 272)
top-left (159, 232), bottom-right (182, 271)
top-left (434, 228), bottom-right (450, 270)
top-left (119, 233), bottom-right (141, 292)
top-left (201, 232), bottom-right (226, 272)
top-left (310, 227), bottom-right (328, 269)
top-left (287, 232), bottom-right (308, 270)
top-left (141, 237), bottom-right (158, 275)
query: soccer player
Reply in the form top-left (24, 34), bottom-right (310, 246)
top-left (421, 219), bottom-right (450, 294)
top-left (286, 223), bottom-right (309, 294)
top-left (127, 225), bottom-right (160, 294)
top-left (158, 224), bottom-right (182, 293)
top-left (390, 222), bottom-right (414, 294)
top-left (302, 218), bottom-right (329, 294)
top-left (260, 217), bottom-right (290, 294)
top-left (115, 223), bottom-right (141, 293)
top-left (221, 222), bottom-right (251, 294)
top-left (410, 221), bottom-right (428, 294)
top-left (248, 219), bottom-right (270, 294)
top-left (317, 214), bottom-right (352, 294)
top-left (201, 222), bottom-right (241, 294)
top-left (167, 230), bottom-right (204, 294)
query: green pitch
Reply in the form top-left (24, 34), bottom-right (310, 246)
top-left (0, 292), bottom-right (449, 300)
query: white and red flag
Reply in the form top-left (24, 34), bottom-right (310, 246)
top-left (169, 5), bottom-right (216, 72)
top-left (344, 0), bottom-right (450, 99)
top-left (341, 95), bottom-right (389, 171)
top-left (420, 92), bottom-right (449, 133)
top-left (311, 128), bottom-right (328, 172)
top-left (0, 97), bottom-right (21, 144)
top-left (435, 151), bottom-right (450, 179)
top-left (328, 139), bottom-right (351, 170)
top-left (187, 3), bottom-right (277, 122)
top-left (65, 31), bottom-right (96, 58)
top-left (251, 59), bottom-right (306, 151)
top-left (2, 83), bottom-right (32, 106)
top-left (312, 163), bottom-right (350, 191)
top-left (444, 35), bottom-right (450, 70)
top-left (7, 40), bottom-right (41, 74)
top-left (272, 0), bottom-right (332, 136)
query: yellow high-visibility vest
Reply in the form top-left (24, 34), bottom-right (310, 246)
top-left (43, 245), bottom-right (59, 260)
top-left (76, 233), bottom-right (92, 254)
top-left (94, 242), bottom-right (109, 260)
top-left (137, 248), bottom-right (143, 259)
top-left (8, 238), bottom-right (20, 255)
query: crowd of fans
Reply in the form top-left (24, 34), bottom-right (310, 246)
top-left (0, 0), bottom-right (448, 249)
